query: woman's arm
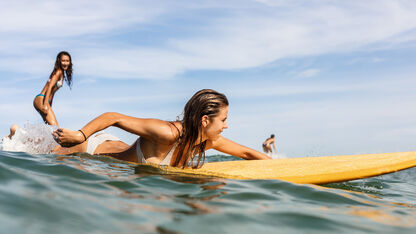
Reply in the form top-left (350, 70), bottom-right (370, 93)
top-left (54, 112), bottom-right (177, 147)
top-left (208, 136), bottom-right (271, 160)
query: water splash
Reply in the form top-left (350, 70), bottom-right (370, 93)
top-left (1, 123), bottom-right (58, 154)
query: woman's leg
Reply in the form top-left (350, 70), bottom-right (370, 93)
top-left (33, 96), bottom-right (59, 126)
top-left (53, 140), bottom-right (130, 159)
top-left (94, 141), bottom-right (130, 154)
top-left (96, 140), bottom-right (138, 163)
top-left (262, 145), bottom-right (268, 153)
top-left (6, 124), bottom-right (19, 139)
top-left (44, 108), bottom-right (59, 126)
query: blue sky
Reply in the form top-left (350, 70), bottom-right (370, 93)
top-left (1, 0), bottom-right (416, 157)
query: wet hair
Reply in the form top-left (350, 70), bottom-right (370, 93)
top-left (170, 89), bottom-right (229, 168)
top-left (50, 51), bottom-right (73, 88)
top-left (271, 134), bottom-right (275, 138)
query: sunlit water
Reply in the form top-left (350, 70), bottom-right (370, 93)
top-left (1, 124), bottom-right (416, 233)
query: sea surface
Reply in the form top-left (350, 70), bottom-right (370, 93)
top-left (1, 125), bottom-right (416, 234)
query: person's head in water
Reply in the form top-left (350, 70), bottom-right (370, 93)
top-left (51, 51), bottom-right (73, 88)
top-left (271, 134), bottom-right (275, 138)
top-left (171, 89), bottom-right (229, 168)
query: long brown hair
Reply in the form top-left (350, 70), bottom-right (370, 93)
top-left (170, 89), bottom-right (229, 168)
top-left (50, 51), bottom-right (73, 88)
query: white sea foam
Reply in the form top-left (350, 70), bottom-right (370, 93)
top-left (1, 123), bottom-right (58, 154)
top-left (273, 153), bottom-right (287, 159)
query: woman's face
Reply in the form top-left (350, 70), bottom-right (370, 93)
top-left (202, 106), bottom-right (229, 141)
top-left (60, 55), bottom-right (70, 71)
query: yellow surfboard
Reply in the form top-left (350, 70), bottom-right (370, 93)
top-left (136, 151), bottom-right (416, 184)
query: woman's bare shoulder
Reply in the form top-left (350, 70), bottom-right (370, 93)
top-left (148, 120), bottom-right (182, 144)
top-left (166, 121), bottom-right (182, 144)
top-left (49, 69), bottom-right (63, 82)
top-left (55, 69), bottom-right (63, 76)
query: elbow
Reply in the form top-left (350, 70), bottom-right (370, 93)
top-left (103, 112), bottom-right (119, 117)
top-left (102, 112), bottom-right (122, 125)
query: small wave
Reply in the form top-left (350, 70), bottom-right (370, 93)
top-left (1, 123), bottom-right (58, 154)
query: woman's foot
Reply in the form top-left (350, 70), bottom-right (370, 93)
top-left (7, 124), bottom-right (19, 139)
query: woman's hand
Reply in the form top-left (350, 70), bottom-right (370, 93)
top-left (210, 136), bottom-right (272, 160)
top-left (53, 128), bottom-right (85, 147)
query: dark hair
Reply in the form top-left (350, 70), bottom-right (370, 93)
top-left (50, 51), bottom-right (73, 88)
top-left (170, 89), bottom-right (229, 168)
top-left (271, 134), bottom-right (275, 138)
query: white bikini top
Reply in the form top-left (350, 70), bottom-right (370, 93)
top-left (55, 78), bottom-right (64, 88)
top-left (136, 138), bottom-right (176, 165)
top-left (56, 71), bottom-right (67, 88)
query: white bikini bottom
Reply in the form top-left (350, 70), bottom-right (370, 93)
top-left (86, 133), bottom-right (121, 155)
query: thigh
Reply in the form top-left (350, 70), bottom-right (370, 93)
top-left (44, 108), bottom-right (58, 126)
top-left (94, 141), bottom-right (130, 154)
top-left (33, 96), bottom-right (45, 112)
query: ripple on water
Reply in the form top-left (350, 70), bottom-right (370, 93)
top-left (1, 150), bottom-right (416, 233)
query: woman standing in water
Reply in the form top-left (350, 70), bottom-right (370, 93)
top-left (54, 89), bottom-right (271, 168)
top-left (33, 51), bottom-right (73, 126)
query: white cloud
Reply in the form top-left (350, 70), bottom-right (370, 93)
top-left (0, 0), bottom-right (162, 35)
top-left (371, 57), bottom-right (385, 63)
top-left (0, 87), bottom-right (27, 96)
top-left (75, 48), bottom-right (190, 79)
top-left (296, 69), bottom-right (320, 78)
top-left (228, 82), bottom-right (364, 98)
top-left (1, 1), bottom-right (416, 79)
top-left (347, 56), bottom-right (387, 65)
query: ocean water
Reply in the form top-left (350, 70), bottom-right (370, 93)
top-left (1, 125), bottom-right (416, 234)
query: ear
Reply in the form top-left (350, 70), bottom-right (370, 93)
top-left (201, 115), bottom-right (210, 127)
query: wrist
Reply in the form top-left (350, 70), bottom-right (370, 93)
top-left (78, 129), bottom-right (87, 142)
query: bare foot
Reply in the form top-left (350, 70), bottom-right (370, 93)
top-left (7, 124), bottom-right (19, 139)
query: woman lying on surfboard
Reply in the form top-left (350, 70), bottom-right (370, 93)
top-left (33, 51), bottom-right (73, 127)
top-left (53, 89), bottom-right (271, 168)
